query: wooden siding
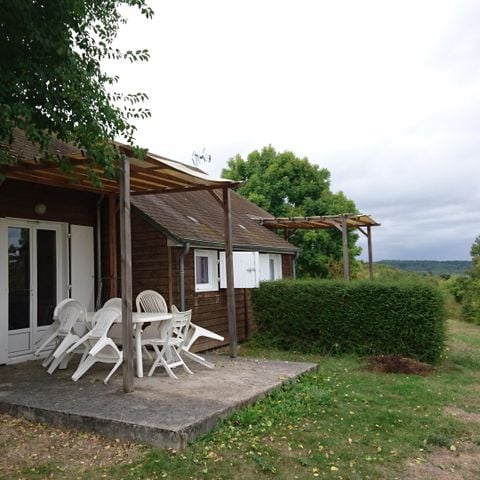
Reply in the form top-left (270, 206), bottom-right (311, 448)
top-left (282, 253), bottom-right (295, 278)
top-left (129, 212), bottom-right (295, 352)
top-left (131, 214), bottom-right (170, 304)
top-left (0, 179), bottom-right (98, 226)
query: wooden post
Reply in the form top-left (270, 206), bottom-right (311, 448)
top-left (108, 194), bottom-right (117, 297)
top-left (167, 245), bottom-right (173, 308)
top-left (341, 216), bottom-right (349, 281)
top-left (367, 225), bottom-right (373, 280)
top-left (119, 157), bottom-right (134, 393)
top-left (223, 187), bottom-right (237, 358)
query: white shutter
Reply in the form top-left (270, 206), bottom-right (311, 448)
top-left (219, 251), bottom-right (260, 288)
top-left (259, 253), bottom-right (283, 281)
top-left (259, 254), bottom-right (270, 281)
top-left (274, 254), bottom-right (283, 280)
top-left (70, 225), bottom-right (95, 311)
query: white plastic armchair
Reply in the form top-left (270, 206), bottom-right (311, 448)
top-left (136, 290), bottom-right (168, 314)
top-left (34, 300), bottom-right (88, 374)
top-left (67, 307), bottom-right (123, 384)
top-left (103, 297), bottom-right (122, 344)
top-left (171, 305), bottom-right (224, 369)
top-left (35, 298), bottom-right (72, 363)
top-left (136, 290), bottom-right (168, 355)
top-left (104, 297), bottom-right (122, 310)
top-left (147, 309), bottom-right (193, 379)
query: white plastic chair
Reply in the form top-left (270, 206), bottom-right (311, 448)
top-left (102, 297), bottom-right (151, 359)
top-left (171, 305), bottom-right (224, 369)
top-left (67, 307), bottom-right (123, 384)
top-left (136, 290), bottom-right (169, 358)
top-left (103, 297), bottom-right (123, 344)
top-left (104, 297), bottom-right (122, 310)
top-left (147, 309), bottom-right (193, 379)
top-left (34, 300), bottom-right (88, 374)
top-left (35, 298), bottom-right (72, 364)
top-left (136, 290), bottom-right (168, 314)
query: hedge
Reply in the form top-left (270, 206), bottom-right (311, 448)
top-left (251, 279), bottom-right (446, 363)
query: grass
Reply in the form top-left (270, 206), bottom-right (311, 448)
top-left (5, 317), bottom-right (480, 479)
top-left (103, 318), bottom-right (480, 480)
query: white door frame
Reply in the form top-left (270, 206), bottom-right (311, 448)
top-left (0, 218), bottom-right (68, 363)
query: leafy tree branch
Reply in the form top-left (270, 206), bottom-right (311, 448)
top-left (0, 0), bottom-right (153, 179)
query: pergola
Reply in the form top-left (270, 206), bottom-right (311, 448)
top-left (258, 214), bottom-right (380, 280)
top-left (1, 130), bottom-right (240, 392)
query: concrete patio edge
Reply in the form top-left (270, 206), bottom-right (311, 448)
top-left (0, 356), bottom-right (317, 449)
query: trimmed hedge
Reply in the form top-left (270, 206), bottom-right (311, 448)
top-left (251, 279), bottom-right (446, 363)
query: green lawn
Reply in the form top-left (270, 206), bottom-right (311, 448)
top-left (105, 319), bottom-right (480, 480)
top-left (9, 319), bottom-right (480, 479)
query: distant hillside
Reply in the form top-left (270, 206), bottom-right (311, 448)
top-left (376, 260), bottom-right (472, 276)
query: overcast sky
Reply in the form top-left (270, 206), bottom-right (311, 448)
top-left (108, 0), bottom-right (480, 261)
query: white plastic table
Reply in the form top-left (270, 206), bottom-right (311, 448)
top-left (87, 311), bottom-right (172, 378)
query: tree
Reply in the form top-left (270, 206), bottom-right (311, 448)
top-left (222, 146), bottom-right (360, 277)
top-left (462, 235), bottom-right (480, 324)
top-left (0, 0), bottom-right (153, 180)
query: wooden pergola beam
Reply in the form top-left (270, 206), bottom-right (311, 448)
top-left (341, 217), bottom-right (349, 281)
top-left (108, 194), bottom-right (118, 297)
top-left (119, 157), bottom-right (134, 393)
top-left (131, 183), bottom-right (230, 196)
top-left (367, 226), bottom-right (373, 280)
top-left (358, 226), bottom-right (374, 280)
top-left (223, 187), bottom-right (237, 358)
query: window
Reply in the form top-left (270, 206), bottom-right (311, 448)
top-left (259, 254), bottom-right (283, 282)
top-left (194, 250), bottom-right (218, 292)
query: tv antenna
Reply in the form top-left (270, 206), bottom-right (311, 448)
top-left (192, 148), bottom-right (212, 166)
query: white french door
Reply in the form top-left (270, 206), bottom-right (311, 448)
top-left (0, 219), bottom-right (67, 363)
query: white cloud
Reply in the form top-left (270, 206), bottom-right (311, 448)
top-left (107, 0), bottom-right (480, 260)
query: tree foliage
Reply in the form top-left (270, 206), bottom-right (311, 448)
top-left (460, 235), bottom-right (480, 323)
top-left (0, 0), bottom-right (153, 178)
top-left (222, 146), bottom-right (360, 277)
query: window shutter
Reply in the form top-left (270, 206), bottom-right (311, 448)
top-left (274, 254), bottom-right (283, 280)
top-left (259, 254), bottom-right (270, 281)
top-left (219, 251), bottom-right (260, 288)
top-left (70, 225), bottom-right (95, 311)
top-left (259, 253), bottom-right (283, 281)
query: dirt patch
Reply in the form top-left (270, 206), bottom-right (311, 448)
top-left (402, 442), bottom-right (480, 480)
top-left (445, 407), bottom-right (480, 425)
top-left (0, 413), bottom-right (142, 479)
top-left (365, 355), bottom-right (434, 375)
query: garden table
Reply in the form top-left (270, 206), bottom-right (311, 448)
top-left (87, 311), bottom-right (172, 378)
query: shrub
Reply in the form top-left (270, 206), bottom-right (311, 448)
top-left (461, 278), bottom-right (480, 324)
top-left (444, 274), bottom-right (469, 303)
top-left (251, 279), bottom-right (446, 363)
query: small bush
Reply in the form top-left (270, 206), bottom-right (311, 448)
top-left (251, 279), bottom-right (446, 363)
top-left (462, 278), bottom-right (480, 324)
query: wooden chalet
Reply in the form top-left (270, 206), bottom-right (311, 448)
top-left (130, 190), bottom-right (299, 351)
top-left (0, 129), bottom-right (297, 391)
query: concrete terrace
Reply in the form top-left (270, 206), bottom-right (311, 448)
top-left (0, 354), bottom-right (316, 449)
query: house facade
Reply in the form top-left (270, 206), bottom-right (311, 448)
top-left (130, 190), bottom-right (299, 351)
top-left (0, 179), bottom-right (99, 364)
top-left (0, 133), bottom-right (298, 364)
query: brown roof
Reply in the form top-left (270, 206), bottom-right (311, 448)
top-left (132, 190), bottom-right (299, 253)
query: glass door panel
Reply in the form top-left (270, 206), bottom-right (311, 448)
top-left (8, 227), bottom-right (30, 331)
top-left (37, 229), bottom-right (57, 327)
